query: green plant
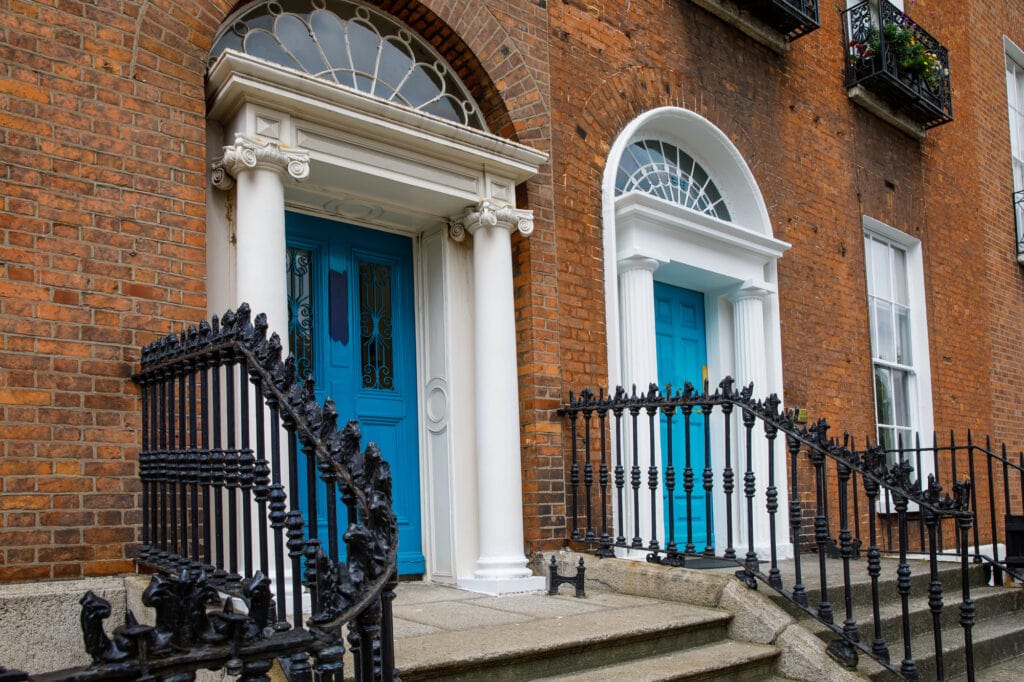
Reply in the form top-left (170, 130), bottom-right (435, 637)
top-left (850, 20), bottom-right (947, 91)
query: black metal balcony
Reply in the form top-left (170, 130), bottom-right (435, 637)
top-left (737, 0), bottom-right (819, 41)
top-left (843, 0), bottom-right (952, 129)
top-left (1016, 190), bottom-right (1024, 262)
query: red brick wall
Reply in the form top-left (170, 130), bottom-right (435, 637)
top-left (544, 0), bottom-right (1024, 545)
top-left (0, 0), bottom-right (553, 579)
top-left (0, 0), bottom-right (233, 581)
top-left (2, 0), bottom-right (1023, 578)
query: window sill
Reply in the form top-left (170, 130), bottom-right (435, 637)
top-left (689, 0), bottom-right (790, 55)
top-left (848, 85), bottom-right (927, 142)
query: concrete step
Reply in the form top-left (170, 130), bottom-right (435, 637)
top-left (533, 639), bottom-right (781, 681)
top-left (390, 600), bottom-right (735, 681)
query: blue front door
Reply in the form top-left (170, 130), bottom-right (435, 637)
top-left (654, 282), bottom-right (712, 553)
top-left (286, 212), bottom-right (424, 575)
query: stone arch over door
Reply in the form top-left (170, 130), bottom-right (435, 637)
top-left (602, 106), bottom-right (792, 559)
top-left (202, 0), bottom-right (548, 593)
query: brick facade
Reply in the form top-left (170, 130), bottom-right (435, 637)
top-left (1, 0), bottom-right (1023, 579)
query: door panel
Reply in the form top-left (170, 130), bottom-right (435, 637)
top-left (654, 282), bottom-right (712, 552)
top-left (287, 211), bottom-right (424, 575)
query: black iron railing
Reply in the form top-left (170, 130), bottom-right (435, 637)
top-left (880, 432), bottom-right (1024, 584)
top-left (4, 305), bottom-right (400, 681)
top-left (737, 0), bottom-right (819, 41)
top-left (559, 379), bottom-right (1019, 680)
top-left (1015, 189), bottom-right (1024, 263)
top-left (843, 0), bottom-right (952, 129)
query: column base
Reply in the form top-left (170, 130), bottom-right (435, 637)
top-left (457, 555), bottom-right (546, 595)
top-left (457, 575), bottom-right (546, 596)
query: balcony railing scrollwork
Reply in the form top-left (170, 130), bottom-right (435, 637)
top-left (843, 0), bottom-right (952, 130)
top-left (737, 0), bottom-right (819, 41)
top-left (1015, 189), bottom-right (1024, 263)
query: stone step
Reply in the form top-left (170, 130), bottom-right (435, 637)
top-left (533, 639), bottom-right (781, 681)
top-left (800, 584), bottom-right (1024, 656)
top-left (389, 600), bottom-right (735, 681)
top-left (760, 556), bottom-right (989, 611)
top-left (854, 606), bottom-right (1024, 680)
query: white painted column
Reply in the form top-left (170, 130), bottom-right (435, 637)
top-left (211, 134), bottom-right (309, 336)
top-left (616, 256), bottom-right (663, 552)
top-left (210, 134), bottom-right (310, 603)
top-left (730, 282), bottom-right (770, 398)
top-left (728, 281), bottom-right (776, 558)
top-left (450, 201), bottom-right (545, 594)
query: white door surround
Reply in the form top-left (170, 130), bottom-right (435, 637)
top-left (205, 50), bottom-right (547, 594)
top-left (603, 107), bottom-right (792, 559)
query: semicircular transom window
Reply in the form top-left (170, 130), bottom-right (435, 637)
top-left (210, 0), bottom-right (486, 129)
top-left (615, 139), bottom-right (731, 221)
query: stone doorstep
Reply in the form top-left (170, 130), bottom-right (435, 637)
top-left (528, 550), bottom-right (867, 682)
top-left (532, 640), bottom-right (782, 681)
top-left (390, 599), bottom-right (733, 680)
top-left (0, 555), bottom-right (872, 682)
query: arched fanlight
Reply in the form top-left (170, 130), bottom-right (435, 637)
top-left (210, 0), bottom-right (486, 129)
top-left (615, 139), bottom-right (731, 221)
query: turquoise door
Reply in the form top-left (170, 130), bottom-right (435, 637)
top-left (654, 282), bottom-right (712, 553)
top-left (286, 212), bottom-right (424, 575)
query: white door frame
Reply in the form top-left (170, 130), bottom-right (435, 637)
top-left (602, 107), bottom-right (793, 559)
top-left (205, 51), bottom-right (546, 588)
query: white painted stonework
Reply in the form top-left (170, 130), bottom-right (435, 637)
top-left (603, 107), bottom-right (793, 560)
top-left (205, 50), bottom-right (546, 593)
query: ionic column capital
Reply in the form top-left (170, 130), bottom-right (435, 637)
top-left (728, 279), bottom-right (775, 304)
top-left (617, 255), bottom-right (660, 276)
top-left (449, 200), bottom-right (534, 242)
top-left (210, 134), bottom-right (310, 190)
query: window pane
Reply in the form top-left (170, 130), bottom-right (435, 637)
top-left (863, 235), bottom-right (874, 285)
top-left (895, 305), bottom-right (912, 365)
top-left (891, 246), bottom-right (908, 305)
top-left (874, 365), bottom-right (894, 425)
top-left (359, 261), bottom-right (394, 390)
top-left (874, 299), bottom-right (895, 362)
top-left (870, 237), bottom-right (892, 301)
top-left (287, 247), bottom-right (315, 381)
top-left (892, 368), bottom-right (911, 427)
top-left (878, 426), bottom-right (896, 453)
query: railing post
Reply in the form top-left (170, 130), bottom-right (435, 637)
top-left (763, 397), bottom-right (781, 589)
top-left (663, 401), bottom-right (681, 564)
top-left (569, 397), bottom-right (580, 542)
top-left (139, 372), bottom-right (152, 563)
top-left (958, 509), bottom-right (977, 682)
top-left (629, 390), bottom-right (643, 549)
top-left (701, 388), bottom-right (714, 557)
top-left (741, 405), bottom-right (758, 572)
top-left (923, 484), bottom-right (945, 681)
top-left (596, 395), bottom-right (614, 557)
top-left (861, 461), bottom-right (890, 663)
top-left (646, 390), bottom-right (660, 554)
top-left (583, 400), bottom-right (595, 542)
top-left (682, 401), bottom-right (696, 555)
top-left (986, 436), bottom-right (1002, 585)
top-left (612, 391), bottom-right (626, 548)
top-left (787, 433), bottom-right (807, 607)
top-left (809, 421), bottom-right (833, 625)
top-left (826, 452), bottom-right (859, 667)
top-left (893, 473), bottom-right (919, 682)
top-left (720, 385), bottom-right (736, 561)
top-left (186, 352), bottom-right (202, 573)
top-left (177, 346), bottom-right (189, 573)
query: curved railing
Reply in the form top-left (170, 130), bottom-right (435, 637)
top-left (8, 304), bottom-right (399, 681)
